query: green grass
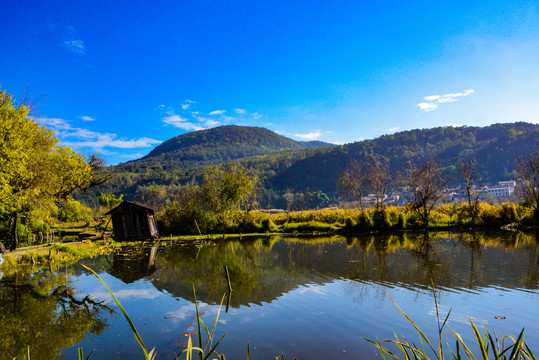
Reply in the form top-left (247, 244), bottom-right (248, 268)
top-left (365, 288), bottom-right (536, 360)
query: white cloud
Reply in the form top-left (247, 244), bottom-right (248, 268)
top-left (80, 115), bottom-right (95, 122)
top-left (205, 119), bottom-right (220, 127)
top-left (34, 117), bottom-right (162, 151)
top-left (35, 117), bottom-right (72, 130)
top-left (121, 153), bottom-right (145, 159)
top-left (162, 115), bottom-right (205, 131)
top-left (182, 104), bottom-right (190, 110)
top-left (251, 112), bottom-right (262, 119)
top-left (294, 130), bottom-right (321, 140)
top-left (388, 127), bottom-right (399, 132)
top-left (418, 102), bottom-right (438, 111)
top-left (418, 89), bottom-right (475, 112)
top-left (209, 110), bottom-right (226, 115)
top-left (63, 136), bottom-right (162, 150)
top-left (223, 116), bottom-right (235, 122)
top-left (63, 39), bottom-right (85, 54)
top-left (234, 108), bottom-right (246, 114)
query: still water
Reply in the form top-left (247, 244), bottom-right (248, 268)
top-left (1, 232), bottom-right (539, 359)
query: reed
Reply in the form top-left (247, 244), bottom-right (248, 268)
top-left (365, 287), bottom-right (536, 360)
top-left (82, 265), bottom-right (226, 360)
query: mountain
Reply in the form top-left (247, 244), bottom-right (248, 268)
top-left (117, 125), bottom-right (333, 172)
top-left (254, 122), bottom-right (539, 196)
top-left (78, 122), bottom-right (539, 209)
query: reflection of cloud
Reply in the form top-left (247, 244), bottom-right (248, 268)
top-left (418, 89), bottom-right (474, 112)
top-left (295, 284), bottom-right (328, 296)
top-left (428, 304), bottom-right (481, 325)
top-left (209, 110), bottom-right (225, 115)
top-left (294, 130), bottom-right (321, 140)
top-left (92, 288), bottom-right (161, 301)
top-left (34, 117), bottom-right (162, 151)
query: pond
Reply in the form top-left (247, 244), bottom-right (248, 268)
top-left (1, 231), bottom-right (538, 359)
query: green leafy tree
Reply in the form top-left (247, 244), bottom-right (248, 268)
top-left (0, 87), bottom-right (104, 250)
top-left (202, 165), bottom-right (257, 232)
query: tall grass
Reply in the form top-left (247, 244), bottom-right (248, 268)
top-left (365, 287), bottom-right (536, 360)
top-left (81, 265), bottom-right (226, 360)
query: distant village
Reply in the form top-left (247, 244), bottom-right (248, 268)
top-left (370, 180), bottom-right (520, 207)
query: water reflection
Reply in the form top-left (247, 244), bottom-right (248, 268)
top-left (130, 232), bottom-right (539, 306)
top-left (2, 231), bottom-right (538, 359)
top-left (0, 269), bottom-right (113, 360)
top-left (108, 245), bottom-right (159, 283)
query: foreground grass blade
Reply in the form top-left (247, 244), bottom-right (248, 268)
top-left (385, 293), bottom-right (436, 355)
top-left (82, 264), bottom-right (154, 360)
top-left (193, 285), bottom-right (204, 360)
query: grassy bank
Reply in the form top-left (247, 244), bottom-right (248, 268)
top-left (158, 202), bottom-right (538, 236)
top-left (0, 240), bottom-right (116, 274)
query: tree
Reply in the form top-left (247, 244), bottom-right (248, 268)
top-left (337, 159), bottom-right (368, 210)
top-left (0, 87), bottom-right (104, 250)
top-left (367, 156), bottom-right (390, 210)
top-left (160, 164), bottom-right (258, 234)
top-left (406, 159), bottom-right (448, 230)
top-left (516, 146), bottom-right (539, 223)
top-left (202, 165), bottom-right (257, 231)
top-left (457, 157), bottom-right (480, 223)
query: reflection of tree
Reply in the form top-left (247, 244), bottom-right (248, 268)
top-left (91, 232), bottom-right (539, 310)
top-left (0, 270), bottom-right (112, 360)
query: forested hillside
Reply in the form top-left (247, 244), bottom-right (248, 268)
top-left (76, 122), bottom-right (539, 209)
top-left (117, 125), bottom-right (332, 172)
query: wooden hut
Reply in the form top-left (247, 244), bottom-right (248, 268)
top-left (105, 201), bottom-right (159, 240)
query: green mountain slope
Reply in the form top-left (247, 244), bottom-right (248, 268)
top-left (79, 122), bottom-right (539, 209)
top-left (260, 122), bottom-right (539, 195)
top-left (117, 125), bottom-right (332, 172)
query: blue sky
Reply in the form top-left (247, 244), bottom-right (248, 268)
top-left (1, 1), bottom-right (538, 165)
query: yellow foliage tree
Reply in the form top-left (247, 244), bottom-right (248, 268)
top-left (0, 87), bottom-right (101, 250)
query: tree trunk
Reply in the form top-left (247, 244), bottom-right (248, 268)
top-left (0, 240), bottom-right (6, 254)
top-left (10, 212), bottom-right (19, 251)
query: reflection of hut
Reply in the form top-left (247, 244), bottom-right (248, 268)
top-left (108, 246), bottom-right (158, 283)
top-left (105, 201), bottom-right (159, 240)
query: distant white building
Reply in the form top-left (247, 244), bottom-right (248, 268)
top-left (481, 180), bottom-right (516, 197)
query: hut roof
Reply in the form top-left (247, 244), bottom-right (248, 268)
top-left (104, 201), bottom-right (156, 215)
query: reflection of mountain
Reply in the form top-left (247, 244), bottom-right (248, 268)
top-left (107, 246), bottom-right (158, 284)
top-left (144, 232), bottom-right (539, 307)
